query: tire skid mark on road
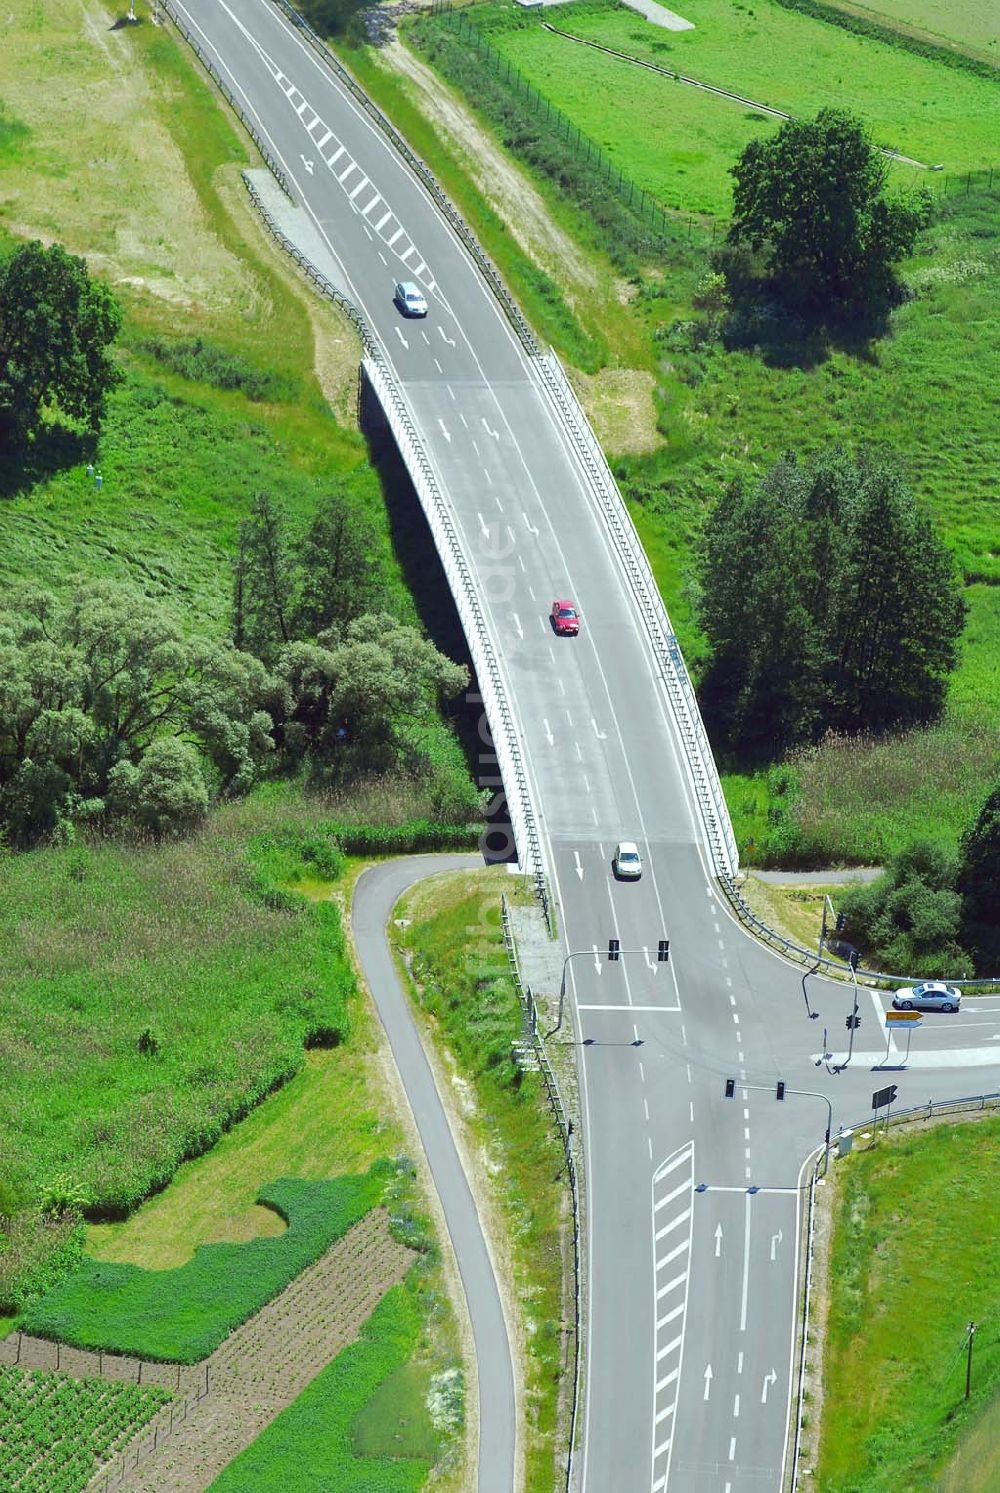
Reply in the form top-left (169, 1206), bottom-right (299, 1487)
top-left (650, 1141), bottom-right (695, 1493)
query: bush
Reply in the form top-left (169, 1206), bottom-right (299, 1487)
top-left (838, 842), bottom-right (971, 975)
top-left (23, 1168), bottom-right (393, 1362)
top-left (136, 336), bottom-right (295, 402)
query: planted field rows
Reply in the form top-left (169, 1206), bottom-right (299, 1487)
top-left (0, 1365), bottom-right (168, 1493)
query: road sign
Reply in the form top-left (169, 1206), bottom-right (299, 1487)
top-left (885, 1010), bottom-right (922, 1024)
top-left (872, 1083), bottom-right (898, 1109)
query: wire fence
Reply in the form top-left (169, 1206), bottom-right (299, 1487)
top-left (501, 896), bottom-right (582, 1493)
top-left (430, 4), bottom-right (678, 242)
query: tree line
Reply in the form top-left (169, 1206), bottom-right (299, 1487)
top-left (0, 491), bottom-right (469, 845)
top-left (696, 448), bottom-right (966, 759)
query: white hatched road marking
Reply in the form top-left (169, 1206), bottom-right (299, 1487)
top-left (650, 1141), bottom-right (695, 1493)
top-left (259, 59), bottom-right (434, 290)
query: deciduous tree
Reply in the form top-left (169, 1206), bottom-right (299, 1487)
top-left (728, 110), bottom-right (927, 314)
top-left (958, 780), bottom-right (1000, 975)
top-left (0, 240), bottom-right (123, 445)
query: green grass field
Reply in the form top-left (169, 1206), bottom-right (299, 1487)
top-left (209, 1278), bottom-right (435, 1492)
top-left (459, 0), bottom-right (999, 217)
top-left (818, 1119), bottom-right (1000, 1491)
top-left (395, 870), bottom-right (567, 1493)
top-left (23, 1173), bottom-right (387, 1362)
top-left (825, 0), bottom-right (1000, 58)
top-left (0, 800), bottom-right (357, 1235)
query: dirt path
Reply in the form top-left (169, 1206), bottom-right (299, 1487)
top-left (66, 1208), bottom-right (413, 1492)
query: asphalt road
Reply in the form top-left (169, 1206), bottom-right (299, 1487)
top-left (352, 855), bottom-right (516, 1493)
top-left (170, 5), bottom-right (1000, 1487)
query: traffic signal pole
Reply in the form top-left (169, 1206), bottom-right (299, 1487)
top-left (549, 940), bottom-right (670, 1036)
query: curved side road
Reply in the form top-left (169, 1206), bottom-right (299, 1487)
top-left (352, 855), bottom-right (516, 1493)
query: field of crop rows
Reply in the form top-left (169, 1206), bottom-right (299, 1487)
top-left (0, 1365), bottom-right (169, 1493)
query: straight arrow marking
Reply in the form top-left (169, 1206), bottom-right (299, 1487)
top-left (703, 1364), bottom-right (713, 1401)
top-left (714, 1223), bottom-right (723, 1258)
top-left (574, 852), bottom-right (584, 881)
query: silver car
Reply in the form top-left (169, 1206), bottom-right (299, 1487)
top-left (613, 842), bottom-right (642, 880)
top-left (892, 981), bottom-right (961, 1013)
top-left (394, 280), bottom-right (428, 318)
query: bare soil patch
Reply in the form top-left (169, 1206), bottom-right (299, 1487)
top-left (72, 1208), bottom-right (414, 1491)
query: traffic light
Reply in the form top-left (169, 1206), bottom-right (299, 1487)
top-left (845, 1014), bottom-right (861, 1030)
top-left (849, 949), bottom-right (860, 972)
top-left (724, 1078), bottom-right (736, 1099)
top-left (657, 939), bottom-right (670, 963)
top-left (836, 912), bottom-right (847, 933)
top-left (608, 939), bottom-right (620, 962)
top-left (776, 1080), bottom-right (786, 1101)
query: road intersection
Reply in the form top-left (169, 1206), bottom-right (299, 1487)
top-left (167, 3), bottom-right (999, 1484)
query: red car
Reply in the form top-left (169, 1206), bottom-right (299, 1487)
top-left (551, 600), bottom-right (581, 636)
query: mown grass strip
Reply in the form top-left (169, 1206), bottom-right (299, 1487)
top-left (817, 1119), bottom-right (1000, 1490)
top-left (23, 1171), bottom-right (390, 1363)
top-left (395, 869), bottom-right (567, 1493)
top-left (208, 1277), bottom-right (433, 1492)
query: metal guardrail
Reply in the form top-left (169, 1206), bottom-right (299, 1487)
top-left (240, 173), bottom-right (549, 916)
top-left (790, 1088), bottom-right (1000, 1490)
top-left (269, 0), bottom-right (541, 357)
top-left (501, 896), bottom-right (582, 1493)
top-left (719, 869), bottom-right (1000, 991)
top-left (159, 0), bottom-right (292, 196)
top-left (535, 352), bottom-right (739, 878)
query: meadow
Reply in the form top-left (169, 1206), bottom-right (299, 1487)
top-left (395, 869), bottom-right (568, 1493)
top-left (821, 0), bottom-right (1000, 58)
top-left (209, 1278), bottom-right (435, 1492)
top-left (23, 1172), bottom-right (388, 1361)
top-left (817, 1119), bottom-right (1000, 1490)
top-left (453, 0), bottom-right (1000, 217)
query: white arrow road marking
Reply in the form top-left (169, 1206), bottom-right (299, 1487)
top-left (714, 1223), bottom-right (723, 1258)
top-left (574, 852), bottom-right (584, 881)
top-left (592, 944), bottom-right (601, 973)
top-left (481, 417), bottom-right (500, 440)
top-left (592, 718), bottom-right (607, 740)
top-left (393, 327), bottom-right (409, 350)
top-left (761, 1368), bottom-right (777, 1404)
top-left (300, 154), bottom-right (314, 174)
top-left (522, 512), bottom-right (539, 537)
top-left (438, 325), bottom-right (456, 347)
top-left (477, 512), bottom-right (489, 539)
top-left (703, 1364), bottom-right (713, 1401)
top-left (512, 613), bottom-right (523, 640)
top-left (438, 418), bottom-right (451, 443)
top-left (770, 1228), bottom-right (783, 1261)
top-left (542, 718), bottom-right (554, 746)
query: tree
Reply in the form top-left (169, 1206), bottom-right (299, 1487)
top-left (294, 487), bottom-right (386, 635)
top-left (0, 240), bottom-right (123, 446)
top-left (232, 492), bottom-right (293, 664)
top-left (728, 110), bottom-right (927, 314)
top-left (958, 780), bottom-right (1000, 974)
top-left (107, 738), bottom-right (210, 835)
top-left (0, 583), bottom-right (276, 842)
top-left (274, 614), bottom-right (469, 776)
top-left (696, 449), bottom-right (965, 756)
top-left (839, 842), bottom-right (969, 976)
